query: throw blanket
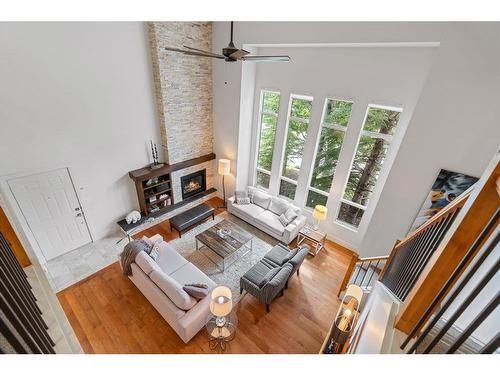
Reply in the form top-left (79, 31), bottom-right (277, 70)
top-left (120, 239), bottom-right (151, 276)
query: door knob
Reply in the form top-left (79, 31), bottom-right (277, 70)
top-left (76, 213), bottom-right (82, 217)
top-left (75, 207), bottom-right (81, 211)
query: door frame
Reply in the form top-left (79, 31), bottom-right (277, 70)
top-left (0, 167), bottom-right (93, 264)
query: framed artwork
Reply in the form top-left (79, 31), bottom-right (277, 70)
top-left (409, 169), bottom-right (478, 233)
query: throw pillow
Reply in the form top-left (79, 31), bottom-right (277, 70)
top-left (236, 196), bottom-right (251, 205)
top-left (278, 213), bottom-right (290, 227)
top-left (252, 190), bottom-right (272, 210)
top-left (185, 283), bottom-right (208, 289)
top-left (183, 285), bottom-right (209, 300)
top-left (259, 267), bottom-right (281, 287)
top-left (284, 207), bottom-right (298, 224)
top-left (247, 186), bottom-right (258, 203)
top-left (268, 197), bottom-right (290, 216)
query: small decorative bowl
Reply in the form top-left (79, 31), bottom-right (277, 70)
top-left (217, 228), bottom-right (231, 238)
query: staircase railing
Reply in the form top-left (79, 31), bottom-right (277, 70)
top-left (337, 190), bottom-right (470, 299)
top-left (338, 255), bottom-right (388, 296)
top-left (379, 190), bottom-right (469, 301)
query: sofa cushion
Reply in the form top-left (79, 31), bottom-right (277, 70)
top-left (169, 262), bottom-right (217, 290)
top-left (252, 190), bottom-right (272, 210)
top-left (231, 202), bottom-right (265, 220)
top-left (259, 267), bottom-right (281, 287)
top-left (135, 251), bottom-right (163, 275)
top-left (255, 210), bottom-right (285, 236)
top-left (155, 242), bottom-right (189, 275)
top-left (150, 270), bottom-right (196, 311)
top-left (264, 244), bottom-right (297, 266)
top-left (268, 197), bottom-right (290, 216)
top-left (242, 260), bottom-right (274, 286)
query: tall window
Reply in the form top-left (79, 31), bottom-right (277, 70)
top-left (305, 99), bottom-right (353, 208)
top-left (279, 95), bottom-right (313, 200)
top-left (337, 105), bottom-right (402, 228)
top-left (255, 90), bottom-right (280, 189)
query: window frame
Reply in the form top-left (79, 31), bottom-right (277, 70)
top-left (303, 97), bottom-right (354, 209)
top-left (277, 93), bottom-right (314, 201)
top-left (335, 103), bottom-right (403, 229)
top-left (252, 89), bottom-right (281, 190)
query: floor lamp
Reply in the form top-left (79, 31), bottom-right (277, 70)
top-left (218, 159), bottom-right (230, 208)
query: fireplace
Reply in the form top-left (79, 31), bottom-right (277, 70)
top-left (180, 169), bottom-right (207, 200)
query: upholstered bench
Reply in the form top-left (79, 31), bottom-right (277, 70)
top-left (169, 203), bottom-right (215, 238)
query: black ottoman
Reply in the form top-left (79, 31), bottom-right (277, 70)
top-left (169, 203), bottom-right (215, 238)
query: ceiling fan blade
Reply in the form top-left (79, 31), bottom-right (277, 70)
top-left (163, 46), bottom-right (225, 59)
top-left (241, 55), bottom-right (291, 62)
top-left (229, 49), bottom-right (250, 60)
top-left (183, 45), bottom-right (226, 59)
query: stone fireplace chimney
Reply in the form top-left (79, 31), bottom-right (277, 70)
top-left (148, 22), bottom-right (215, 203)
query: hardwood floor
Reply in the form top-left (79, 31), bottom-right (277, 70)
top-left (57, 197), bottom-right (355, 354)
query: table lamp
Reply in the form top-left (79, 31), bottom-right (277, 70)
top-left (218, 159), bottom-right (231, 208)
top-left (210, 286), bottom-right (232, 327)
top-left (313, 204), bottom-right (328, 230)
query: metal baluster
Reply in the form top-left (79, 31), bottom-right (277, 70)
top-left (365, 260), bottom-right (380, 287)
top-left (352, 261), bottom-right (364, 285)
top-left (400, 212), bottom-right (458, 301)
top-left (446, 292), bottom-right (499, 353)
top-left (405, 214), bottom-right (499, 352)
top-left (382, 240), bottom-right (412, 291)
top-left (0, 267), bottom-right (54, 353)
top-left (399, 212), bottom-right (457, 301)
top-left (0, 244), bottom-right (43, 317)
top-left (393, 224), bottom-right (437, 299)
top-left (359, 260), bottom-right (371, 287)
top-left (0, 234), bottom-right (32, 292)
top-left (420, 257), bottom-right (500, 353)
top-left (480, 331), bottom-right (500, 354)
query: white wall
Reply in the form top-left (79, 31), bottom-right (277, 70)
top-left (247, 45), bottom-right (436, 250)
top-left (0, 22), bottom-right (160, 262)
top-left (212, 22), bottom-right (500, 257)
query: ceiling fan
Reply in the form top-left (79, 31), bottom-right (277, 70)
top-left (163, 22), bottom-right (290, 63)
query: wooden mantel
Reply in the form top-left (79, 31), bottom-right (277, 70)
top-left (129, 153), bottom-right (216, 181)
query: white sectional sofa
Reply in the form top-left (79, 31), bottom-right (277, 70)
top-left (127, 235), bottom-right (216, 343)
top-left (228, 187), bottom-right (307, 244)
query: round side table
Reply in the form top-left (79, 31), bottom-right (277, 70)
top-left (206, 311), bottom-right (238, 352)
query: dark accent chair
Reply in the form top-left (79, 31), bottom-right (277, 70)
top-left (240, 244), bottom-right (309, 312)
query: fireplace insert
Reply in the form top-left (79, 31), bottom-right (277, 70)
top-left (180, 169), bottom-right (207, 200)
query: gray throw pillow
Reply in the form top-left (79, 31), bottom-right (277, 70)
top-left (183, 285), bottom-right (209, 300)
top-left (259, 267), bottom-right (281, 287)
top-left (236, 195), bottom-right (251, 205)
top-left (235, 190), bottom-right (248, 204)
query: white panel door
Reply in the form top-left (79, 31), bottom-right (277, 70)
top-left (8, 168), bottom-right (92, 261)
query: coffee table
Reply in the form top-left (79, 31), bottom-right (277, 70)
top-left (195, 220), bottom-right (253, 271)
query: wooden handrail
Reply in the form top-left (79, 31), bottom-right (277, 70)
top-left (395, 188), bottom-right (472, 248)
top-left (357, 255), bottom-right (390, 263)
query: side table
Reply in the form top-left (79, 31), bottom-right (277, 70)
top-left (206, 310), bottom-right (238, 352)
top-left (297, 226), bottom-right (327, 256)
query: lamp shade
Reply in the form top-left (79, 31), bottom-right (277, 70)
top-left (218, 159), bottom-right (231, 175)
top-left (313, 205), bottom-right (328, 221)
top-left (210, 286), bottom-right (232, 317)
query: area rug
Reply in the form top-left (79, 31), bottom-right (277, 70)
top-left (168, 212), bottom-right (279, 302)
